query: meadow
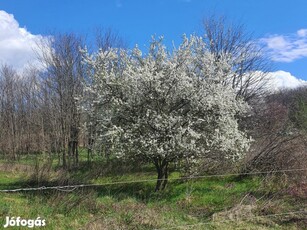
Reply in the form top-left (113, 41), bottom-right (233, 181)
top-left (0, 152), bottom-right (306, 230)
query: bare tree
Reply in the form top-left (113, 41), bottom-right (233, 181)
top-left (94, 27), bottom-right (127, 51)
top-left (202, 15), bottom-right (270, 103)
top-left (0, 65), bottom-right (44, 159)
top-left (0, 65), bottom-right (19, 159)
top-left (37, 33), bottom-right (86, 168)
top-left (244, 89), bottom-right (307, 181)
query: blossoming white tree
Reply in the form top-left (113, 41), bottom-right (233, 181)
top-left (82, 35), bottom-right (251, 191)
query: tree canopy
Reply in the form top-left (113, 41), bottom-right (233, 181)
top-left (81, 35), bottom-right (251, 190)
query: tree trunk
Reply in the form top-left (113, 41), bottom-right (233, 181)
top-left (62, 148), bottom-right (67, 168)
top-left (87, 137), bottom-right (94, 163)
top-left (161, 163), bottom-right (169, 190)
top-left (75, 141), bottom-right (79, 165)
top-left (155, 161), bottom-right (169, 192)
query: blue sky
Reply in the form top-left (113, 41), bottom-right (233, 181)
top-left (1, 0), bottom-right (307, 87)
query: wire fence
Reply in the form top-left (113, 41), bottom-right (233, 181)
top-left (0, 167), bottom-right (306, 192)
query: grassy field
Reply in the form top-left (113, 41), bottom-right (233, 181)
top-left (0, 154), bottom-right (306, 229)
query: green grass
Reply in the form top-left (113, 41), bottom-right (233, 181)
top-left (0, 156), bottom-right (306, 229)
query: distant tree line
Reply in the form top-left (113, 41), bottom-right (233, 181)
top-left (0, 30), bottom-right (124, 169)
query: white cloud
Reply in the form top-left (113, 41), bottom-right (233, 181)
top-left (0, 10), bottom-right (48, 71)
top-left (266, 70), bottom-right (307, 92)
top-left (261, 29), bottom-right (307, 62)
top-left (297, 29), bottom-right (307, 37)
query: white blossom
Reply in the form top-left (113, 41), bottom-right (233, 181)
top-left (80, 34), bottom-right (252, 175)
